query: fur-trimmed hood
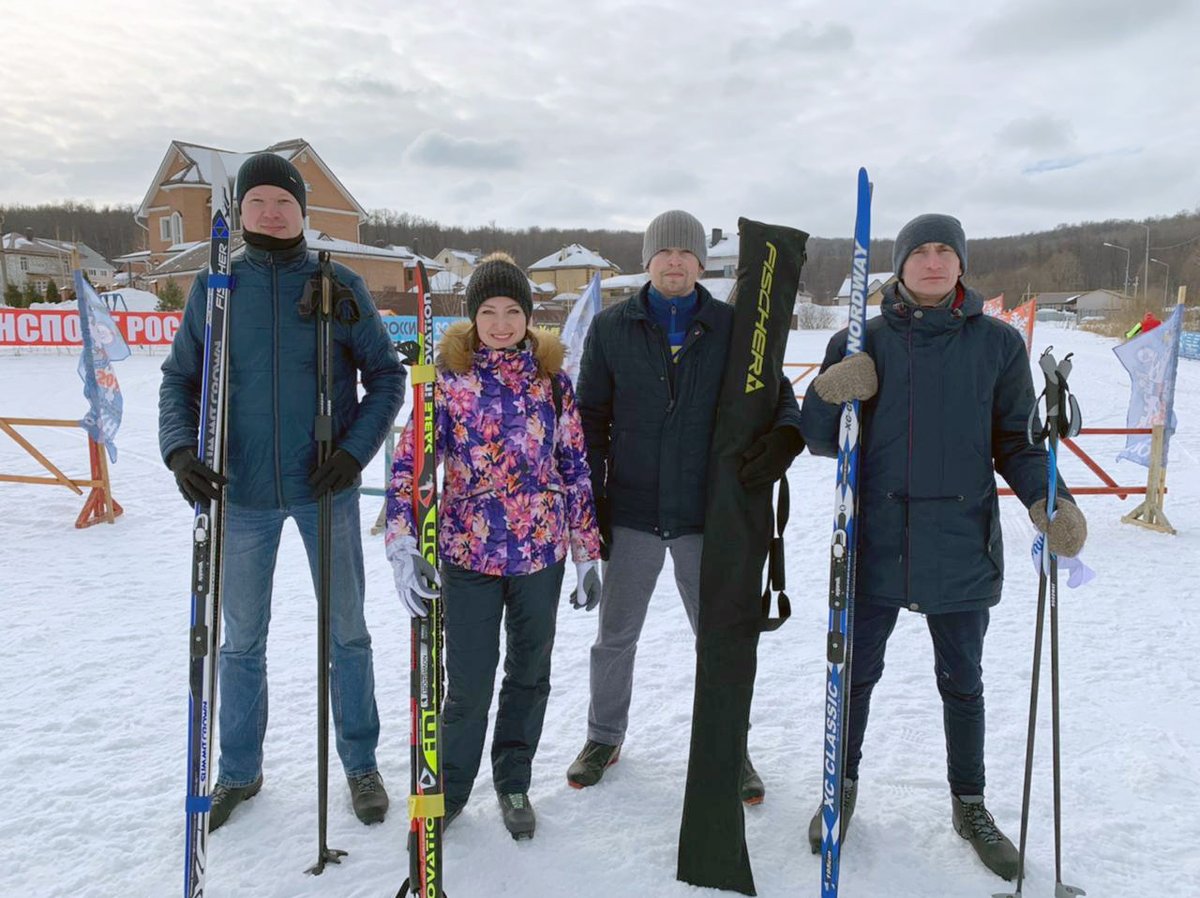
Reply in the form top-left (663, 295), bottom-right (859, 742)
top-left (436, 321), bottom-right (566, 376)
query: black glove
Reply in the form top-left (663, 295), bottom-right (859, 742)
top-left (737, 427), bottom-right (805, 490)
top-left (168, 447), bottom-right (226, 506)
top-left (595, 496), bottom-right (612, 562)
top-left (308, 449), bottom-right (362, 497)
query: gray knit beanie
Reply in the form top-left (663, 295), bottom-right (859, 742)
top-left (642, 209), bottom-right (707, 269)
top-left (465, 252), bottom-right (533, 321)
top-left (893, 213), bottom-right (967, 275)
top-left (236, 153), bottom-right (307, 214)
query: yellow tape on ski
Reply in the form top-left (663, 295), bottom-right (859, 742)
top-left (410, 364), bottom-right (436, 384)
top-left (408, 793), bottom-right (446, 819)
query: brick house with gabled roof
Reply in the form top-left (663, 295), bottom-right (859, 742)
top-left (135, 139), bottom-right (432, 298)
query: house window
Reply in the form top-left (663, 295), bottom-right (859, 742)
top-left (19, 256), bottom-right (28, 272)
top-left (160, 212), bottom-right (183, 245)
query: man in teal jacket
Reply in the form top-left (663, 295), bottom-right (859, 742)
top-left (159, 153), bottom-right (405, 831)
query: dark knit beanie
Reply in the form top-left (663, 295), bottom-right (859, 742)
top-left (893, 213), bottom-right (967, 274)
top-left (642, 209), bottom-right (707, 268)
top-left (465, 252), bottom-right (533, 321)
top-left (236, 153), bottom-right (307, 214)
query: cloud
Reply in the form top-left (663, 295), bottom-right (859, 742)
top-left (729, 21), bottom-right (853, 62)
top-left (402, 131), bottom-right (523, 170)
top-left (996, 115), bottom-right (1076, 152)
top-left (970, 0), bottom-right (1190, 54)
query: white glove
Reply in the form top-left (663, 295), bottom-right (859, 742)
top-left (569, 560), bottom-right (602, 611)
top-left (387, 535), bottom-right (441, 617)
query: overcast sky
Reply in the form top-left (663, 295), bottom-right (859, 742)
top-left (2, 0), bottom-right (1197, 240)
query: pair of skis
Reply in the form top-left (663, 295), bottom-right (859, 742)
top-left (183, 156), bottom-right (233, 898)
top-left (397, 262), bottom-right (448, 898)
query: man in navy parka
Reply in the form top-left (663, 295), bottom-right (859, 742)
top-left (799, 213), bottom-right (1088, 881)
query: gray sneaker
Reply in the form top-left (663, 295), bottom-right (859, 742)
top-left (209, 775), bottom-right (263, 832)
top-left (567, 740), bottom-right (621, 788)
top-left (808, 778), bottom-right (858, 853)
top-left (952, 794), bottom-right (1019, 881)
top-left (348, 771), bottom-right (389, 825)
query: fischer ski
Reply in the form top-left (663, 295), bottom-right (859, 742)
top-left (820, 167), bottom-right (871, 898)
top-left (996, 348), bottom-right (1085, 898)
top-left (397, 261), bottom-right (447, 898)
top-left (183, 154), bottom-right (233, 898)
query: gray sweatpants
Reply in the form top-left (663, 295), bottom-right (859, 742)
top-left (587, 525), bottom-right (702, 746)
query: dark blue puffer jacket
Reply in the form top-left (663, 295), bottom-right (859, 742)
top-left (801, 283), bottom-right (1065, 613)
top-left (159, 241), bottom-right (405, 509)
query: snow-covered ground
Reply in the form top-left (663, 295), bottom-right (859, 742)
top-left (2, 322), bottom-right (1197, 898)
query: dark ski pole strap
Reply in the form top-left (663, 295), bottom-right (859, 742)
top-left (760, 477), bottom-right (791, 631)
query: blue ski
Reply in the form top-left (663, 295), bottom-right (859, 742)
top-left (183, 153), bottom-right (233, 898)
top-left (820, 167), bottom-right (871, 898)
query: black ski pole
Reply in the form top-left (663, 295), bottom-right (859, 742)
top-left (996, 348), bottom-right (1084, 898)
top-left (307, 250), bottom-right (347, 875)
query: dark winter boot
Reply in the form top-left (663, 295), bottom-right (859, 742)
top-left (209, 774), bottom-right (263, 832)
top-left (497, 792), bottom-right (536, 840)
top-left (348, 771), bottom-right (389, 825)
top-left (808, 778), bottom-right (858, 853)
top-left (952, 794), bottom-right (1019, 881)
top-left (567, 740), bottom-right (621, 788)
top-left (740, 752), bottom-right (765, 805)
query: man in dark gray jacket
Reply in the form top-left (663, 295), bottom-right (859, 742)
top-left (799, 213), bottom-right (1088, 880)
top-left (566, 210), bottom-right (804, 803)
top-left (159, 153), bottom-right (404, 831)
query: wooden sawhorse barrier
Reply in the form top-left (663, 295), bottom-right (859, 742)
top-left (0, 417), bottom-right (123, 528)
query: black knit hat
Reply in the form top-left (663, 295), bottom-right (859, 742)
top-left (893, 213), bottom-right (967, 275)
top-left (465, 252), bottom-right (533, 321)
top-left (235, 153), bottom-right (307, 214)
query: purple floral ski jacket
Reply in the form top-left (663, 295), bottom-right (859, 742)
top-left (386, 323), bottom-right (601, 577)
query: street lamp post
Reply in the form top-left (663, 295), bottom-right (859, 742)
top-left (1103, 242), bottom-right (1131, 296)
top-left (1150, 258), bottom-right (1169, 304)
top-left (1143, 224), bottom-right (1151, 298)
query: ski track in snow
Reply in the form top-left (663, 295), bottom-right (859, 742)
top-left (1, 323), bottom-right (1197, 897)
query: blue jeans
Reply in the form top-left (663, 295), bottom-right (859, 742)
top-left (216, 491), bottom-right (379, 787)
top-left (845, 603), bottom-right (990, 795)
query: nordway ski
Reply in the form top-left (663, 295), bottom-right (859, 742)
top-left (183, 154), bottom-right (233, 898)
top-left (820, 167), bottom-right (871, 898)
top-left (397, 261), bottom-right (447, 898)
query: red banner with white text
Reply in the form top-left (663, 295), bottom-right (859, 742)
top-left (0, 309), bottom-right (182, 346)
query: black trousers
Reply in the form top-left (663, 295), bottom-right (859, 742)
top-left (441, 560), bottom-right (565, 810)
top-left (844, 602), bottom-right (990, 795)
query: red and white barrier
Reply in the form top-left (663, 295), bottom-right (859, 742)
top-left (0, 309), bottom-right (182, 347)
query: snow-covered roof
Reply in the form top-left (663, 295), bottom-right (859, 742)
top-left (438, 248), bottom-right (480, 265)
top-left (113, 250), bottom-right (152, 263)
top-left (707, 233), bottom-right (738, 259)
top-left (408, 270), bottom-right (466, 293)
top-left (836, 272), bottom-right (894, 298)
top-left (528, 244), bottom-right (618, 272)
top-left (1, 233), bottom-right (112, 270)
top-left (600, 273), bottom-right (649, 290)
top-left (464, 268), bottom-right (545, 295)
top-left (700, 277), bottom-right (737, 302)
top-left (136, 139), bottom-right (367, 224)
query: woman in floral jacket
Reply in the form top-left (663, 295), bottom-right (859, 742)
top-left (385, 253), bottom-right (602, 840)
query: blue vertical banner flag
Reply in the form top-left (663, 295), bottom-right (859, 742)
top-left (1113, 303), bottom-right (1182, 467)
top-left (561, 272), bottom-right (602, 382)
top-left (75, 270), bottom-right (131, 461)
